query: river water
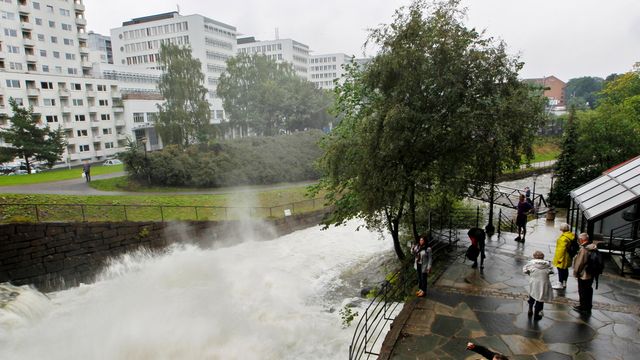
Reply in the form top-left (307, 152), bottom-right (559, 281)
top-left (0, 221), bottom-right (394, 360)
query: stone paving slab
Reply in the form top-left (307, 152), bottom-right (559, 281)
top-left (381, 217), bottom-right (640, 360)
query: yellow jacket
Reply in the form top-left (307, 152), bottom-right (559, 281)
top-left (552, 231), bottom-right (575, 269)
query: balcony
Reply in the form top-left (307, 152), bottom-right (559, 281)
top-left (115, 120), bottom-right (125, 127)
top-left (74, 2), bottom-right (86, 11)
top-left (61, 106), bottom-right (72, 114)
top-left (117, 133), bottom-right (128, 140)
top-left (88, 106), bottom-right (98, 113)
top-left (113, 106), bottom-right (124, 113)
top-left (58, 89), bottom-right (70, 97)
top-left (77, 32), bottom-right (88, 41)
top-left (20, 22), bottom-right (33, 31)
top-left (111, 89), bottom-right (121, 98)
top-left (26, 88), bottom-right (40, 97)
top-left (25, 54), bottom-right (37, 63)
top-left (86, 90), bottom-right (96, 98)
top-left (79, 46), bottom-right (89, 55)
top-left (81, 60), bottom-right (92, 69)
top-left (75, 18), bottom-right (87, 26)
top-left (18, 5), bottom-right (30, 15)
top-left (23, 38), bottom-right (34, 47)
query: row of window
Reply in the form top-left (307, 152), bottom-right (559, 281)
top-left (120, 22), bottom-right (189, 41)
top-left (310, 65), bottom-right (337, 71)
top-left (292, 55), bottom-right (308, 64)
top-left (102, 70), bottom-right (160, 84)
top-left (204, 37), bottom-right (232, 50)
top-left (70, 143), bottom-right (116, 153)
top-left (292, 46), bottom-right (309, 55)
top-left (310, 73), bottom-right (338, 79)
top-left (45, 113), bottom-right (112, 123)
top-left (205, 50), bottom-right (230, 62)
top-left (203, 23), bottom-right (235, 39)
top-left (311, 56), bottom-right (338, 64)
top-left (238, 43), bottom-right (283, 54)
top-left (122, 35), bottom-right (190, 53)
top-left (206, 64), bottom-right (226, 73)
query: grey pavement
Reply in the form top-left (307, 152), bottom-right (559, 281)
top-left (380, 216), bottom-right (640, 360)
top-left (0, 172), bottom-right (316, 196)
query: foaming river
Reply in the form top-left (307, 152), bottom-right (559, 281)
top-left (0, 220), bottom-right (393, 360)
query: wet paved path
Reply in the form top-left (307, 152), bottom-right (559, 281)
top-left (380, 217), bottom-right (640, 359)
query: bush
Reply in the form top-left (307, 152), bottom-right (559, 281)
top-left (123, 130), bottom-right (324, 187)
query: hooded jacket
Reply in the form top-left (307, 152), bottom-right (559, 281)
top-left (552, 231), bottom-right (575, 269)
top-left (573, 243), bottom-right (598, 280)
top-left (523, 259), bottom-right (554, 303)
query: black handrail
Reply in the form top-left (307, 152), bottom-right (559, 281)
top-left (608, 218), bottom-right (640, 275)
top-left (348, 208), bottom-right (479, 360)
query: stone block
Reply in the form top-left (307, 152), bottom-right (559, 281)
top-left (9, 264), bottom-right (45, 280)
top-left (46, 226), bottom-right (67, 236)
top-left (117, 226), bottom-right (139, 236)
top-left (44, 260), bottom-right (64, 273)
top-left (102, 229), bottom-right (118, 238)
top-left (0, 225), bottom-right (17, 235)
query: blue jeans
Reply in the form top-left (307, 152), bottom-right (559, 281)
top-left (416, 263), bottom-right (427, 292)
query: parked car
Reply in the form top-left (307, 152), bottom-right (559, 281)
top-left (103, 159), bottom-right (123, 166)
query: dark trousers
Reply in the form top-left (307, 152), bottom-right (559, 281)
top-left (528, 296), bottom-right (544, 314)
top-left (557, 268), bottom-right (569, 283)
top-left (416, 264), bottom-right (427, 292)
top-left (578, 278), bottom-right (594, 310)
top-left (84, 171), bottom-right (91, 182)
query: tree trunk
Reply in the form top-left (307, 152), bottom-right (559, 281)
top-left (409, 182), bottom-right (418, 241)
top-left (390, 218), bottom-right (406, 261)
top-left (23, 155), bottom-right (31, 174)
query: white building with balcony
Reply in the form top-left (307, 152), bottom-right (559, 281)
top-left (110, 12), bottom-right (236, 124)
top-left (0, 0), bottom-right (126, 166)
top-left (236, 37), bottom-right (310, 79)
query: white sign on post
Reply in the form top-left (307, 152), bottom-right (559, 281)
top-left (284, 209), bottom-right (292, 217)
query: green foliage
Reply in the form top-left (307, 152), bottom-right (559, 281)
top-left (564, 76), bottom-right (604, 109)
top-left (549, 107), bottom-right (580, 207)
top-left (339, 305), bottom-right (359, 328)
top-left (0, 98), bottom-right (66, 173)
top-left (156, 43), bottom-right (212, 147)
top-left (217, 54), bottom-right (333, 136)
top-left (0, 164), bottom-right (123, 187)
top-left (122, 130), bottom-right (324, 187)
top-left (314, 0), bottom-right (545, 260)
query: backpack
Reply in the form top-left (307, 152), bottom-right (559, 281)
top-left (585, 249), bottom-right (605, 289)
top-left (567, 239), bottom-right (580, 258)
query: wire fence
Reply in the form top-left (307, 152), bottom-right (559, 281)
top-left (0, 198), bottom-right (326, 223)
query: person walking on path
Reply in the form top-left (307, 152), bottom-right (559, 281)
top-left (572, 233), bottom-right (597, 314)
top-left (552, 223), bottom-right (575, 290)
top-left (411, 235), bottom-right (432, 297)
top-left (82, 161), bottom-right (91, 183)
top-left (466, 342), bottom-right (509, 360)
top-left (523, 250), bottom-right (554, 321)
top-left (467, 228), bottom-right (486, 269)
top-left (515, 194), bottom-right (533, 242)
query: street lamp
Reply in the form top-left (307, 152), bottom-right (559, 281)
top-left (532, 173), bottom-right (538, 208)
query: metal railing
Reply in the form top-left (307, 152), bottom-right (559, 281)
top-left (0, 198), bottom-right (326, 223)
top-left (496, 208), bottom-right (516, 235)
top-left (608, 219), bottom-right (640, 275)
top-left (348, 207), bottom-right (481, 360)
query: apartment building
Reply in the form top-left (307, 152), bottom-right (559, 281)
top-left (236, 37), bottom-right (310, 79)
top-left (0, 0), bottom-right (126, 166)
top-left (110, 12), bottom-right (236, 124)
top-left (87, 31), bottom-right (112, 64)
top-left (308, 53), bottom-right (352, 90)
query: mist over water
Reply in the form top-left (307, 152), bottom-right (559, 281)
top-left (0, 220), bottom-right (392, 360)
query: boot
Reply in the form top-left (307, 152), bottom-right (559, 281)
top-left (562, 281), bottom-right (567, 289)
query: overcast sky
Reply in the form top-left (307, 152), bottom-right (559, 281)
top-left (83, 0), bottom-right (640, 81)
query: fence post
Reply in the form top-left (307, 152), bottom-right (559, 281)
top-left (195, 207), bottom-right (199, 221)
top-left (81, 205), bottom-right (86, 222)
top-left (498, 208), bottom-right (502, 235)
top-left (160, 206), bottom-right (164, 222)
top-left (123, 205), bottom-right (127, 221)
top-left (292, 202), bottom-right (295, 214)
top-left (476, 206), bottom-right (480, 228)
top-left (35, 204), bottom-right (40, 222)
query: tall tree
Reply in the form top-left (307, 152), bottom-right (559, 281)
top-left (564, 76), bottom-right (604, 109)
top-left (0, 98), bottom-right (66, 173)
top-left (155, 43), bottom-right (211, 147)
top-left (549, 107), bottom-right (580, 207)
top-left (314, 0), bottom-right (545, 260)
top-left (218, 53), bottom-right (333, 136)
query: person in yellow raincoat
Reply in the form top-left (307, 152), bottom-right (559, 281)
top-left (552, 223), bottom-right (574, 290)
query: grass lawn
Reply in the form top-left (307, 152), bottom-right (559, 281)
top-left (89, 176), bottom-right (220, 193)
top-left (530, 140), bottom-right (561, 163)
top-left (0, 164), bottom-right (124, 187)
top-left (0, 185), bottom-right (325, 223)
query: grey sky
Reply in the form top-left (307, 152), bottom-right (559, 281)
top-left (83, 0), bottom-right (640, 82)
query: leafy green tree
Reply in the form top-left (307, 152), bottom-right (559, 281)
top-left (155, 43), bottom-right (211, 147)
top-left (564, 76), bottom-right (603, 109)
top-left (0, 98), bottom-right (66, 173)
top-left (314, 0), bottom-right (545, 260)
top-left (549, 107), bottom-right (580, 207)
top-left (218, 53), bottom-right (332, 136)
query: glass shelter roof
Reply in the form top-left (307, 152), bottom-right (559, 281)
top-left (570, 156), bottom-right (640, 221)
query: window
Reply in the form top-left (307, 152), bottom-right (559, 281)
top-left (97, 85), bottom-right (107, 91)
top-left (76, 130), bottom-right (87, 137)
top-left (42, 65), bottom-right (49, 72)
top-left (9, 62), bottom-right (23, 70)
top-left (37, 33), bottom-right (44, 41)
top-left (40, 81), bottom-right (53, 89)
top-left (71, 83), bottom-right (81, 90)
top-left (105, 142), bottom-right (114, 149)
top-left (53, 51), bottom-right (60, 58)
top-left (48, 20), bottom-right (55, 28)
top-left (13, 98), bottom-right (24, 106)
top-left (43, 98), bottom-right (56, 106)
top-left (59, 8), bottom-right (70, 16)
top-left (133, 112), bottom-right (144, 123)
top-left (39, 49), bottom-right (46, 57)
top-left (99, 100), bottom-right (109, 106)
top-left (101, 114), bottom-right (111, 121)
top-left (63, 38), bottom-right (74, 46)
top-left (65, 53), bottom-right (75, 60)
top-left (6, 80), bottom-right (21, 88)
top-left (50, 36), bottom-right (57, 43)
top-left (67, 68), bottom-right (77, 75)
top-left (79, 145), bottom-right (90, 152)
top-left (8, 46), bottom-right (20, 54)
top-left (75, 114), bottom-right (86, 121)
top-left (72, 99), bottom-right (84, 106)
top-left (55, 66), bottom-right (62, 74)
top-left (35, 18), bottom-right (42, 25)
top-left (146, 113), bottom-right (157, 122)
top-left (1, 11), bottom-right (15, 20)
top-left (33, 2), bottom-right (40, 10)
top-left (215, 110), bottom-right (224, 119)
top-left (4, 28), bottom-right (18, 37)
top-left (61, 23), bottom-right (72, 31)
top-left (102, 128), bottom-right (112, 135)
top-left (46, 115), bottom-right (59, 123)
top-left (46, 5), bottom-right (53, 13)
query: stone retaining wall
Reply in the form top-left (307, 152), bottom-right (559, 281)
top-left (0, 209), bottom-right (328, 291)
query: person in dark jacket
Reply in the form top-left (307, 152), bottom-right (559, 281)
top-left (82, 161), bottom-right (91, 183)
top-left (466, 342), bottom-right (509, 359)
top-left (515, 194), bottom-right (533, 242)
top-left (572, 233), bottom-right (597, 314)
top-left (467, 228), bottom-right (486, 269)
top-left (411, 235), bottom-right (432, 297)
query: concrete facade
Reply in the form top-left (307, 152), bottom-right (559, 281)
top-left (308, 53), bottom-right (351, 90)
top-left (236, 37), bottom-right (310, 79)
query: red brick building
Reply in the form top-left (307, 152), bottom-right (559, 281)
top-left (524, 76), bottom-right (566, 106)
